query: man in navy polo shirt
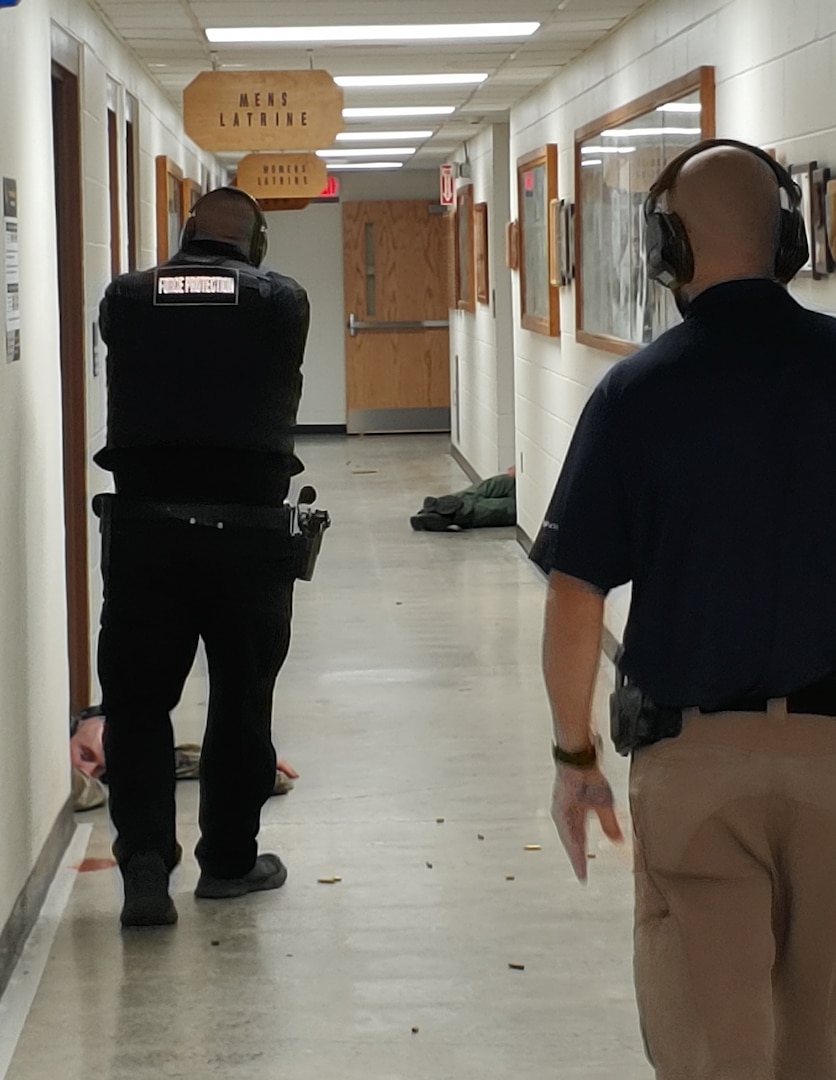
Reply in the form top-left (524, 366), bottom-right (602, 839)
top-left (531, 141), bottom-right (836, 1078)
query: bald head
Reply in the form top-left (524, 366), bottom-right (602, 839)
top-left (191, 188), bottom-right (261, 254)
top-left (667, 146), bottom-right (782, 295)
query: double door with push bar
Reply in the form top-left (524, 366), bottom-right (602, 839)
top-left (343, 199), bottom-right (450, 434)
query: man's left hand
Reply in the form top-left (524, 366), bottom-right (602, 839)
top-left (551, 764), bottom-right (624, 883)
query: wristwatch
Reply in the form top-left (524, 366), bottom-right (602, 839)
top-left (552, 740), bottom-right (598, 770)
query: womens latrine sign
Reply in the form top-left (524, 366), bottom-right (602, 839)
top-left (236, 153), bottom-right (327, 197)
top-left (184, 70), bottom-right (343, 153)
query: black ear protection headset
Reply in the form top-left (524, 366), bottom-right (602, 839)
top-left (181, 186), bottom-right (269, 267)
top-left (644, 138), bottom-right (809, 290)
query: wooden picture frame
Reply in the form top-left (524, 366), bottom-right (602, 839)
top-left (474, 202), bottom-right (489, 304)
top-left (455, 183), bottom-right (476, 313)
top-left (181, 177), bottom-right (203, 221)
top-left (517, 144), bottom-right (559, 336)
top-left (790, 161), bottom-right (818, 278)
top-left (811, 166), bottom-right (833, 277)
top-left (574, 66), bottom-right (715, 355)
top-left (505, 220), bottom-right (519, 270)
top-left (155, 155), bottom-right (184, 261)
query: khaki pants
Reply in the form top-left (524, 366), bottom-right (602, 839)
top-left (630, 701), bottom-right (836, 1080)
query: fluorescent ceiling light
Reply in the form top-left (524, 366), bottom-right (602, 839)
top-left (337, 130), bottom-right (433, 141)
top-left (343, 106), bottom-right (456, 118)
top-left (601, 127), bottom-right (701, 137)
top-left (335, 73), bottom-right (487, 88)
top-left (206, 23), bottom-right (540, 44)
top-left (326, 162), bottom-right (404, 170)
top-left (657, 102), bottom-right (702, 113)
top-left (581, 159), bottom-right (603, 166)
top-left (581, 146), bottom-right (636, 154)
top-left (318, 147), bottom-right (416, 158)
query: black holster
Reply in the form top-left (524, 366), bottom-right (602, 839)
top-left (292, 506), bottom-right (331, 582)
top-left (609, 649), bottom-right (683, 756)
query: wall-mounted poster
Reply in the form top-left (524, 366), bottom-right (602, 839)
top-left (790, 161), bottom-right (817, 278)
top-left (574, 66), bottom-right (715, 355)
top-left (3, 177), bottom-right (20, 364)
top-left (517, 144), bottom-right (559, 336)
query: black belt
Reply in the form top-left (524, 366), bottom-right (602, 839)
top-left (93, 493), bottom-right (291, 531)
top-left (701, 674), bottom-right (836, 718)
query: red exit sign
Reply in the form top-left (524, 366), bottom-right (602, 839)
top-left (315, 175), bottom-right (340, 201)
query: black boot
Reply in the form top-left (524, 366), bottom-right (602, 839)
top-left (410, 511), bottom-right (453, 532)
top-left (120, 851), bottom-right (178, 928)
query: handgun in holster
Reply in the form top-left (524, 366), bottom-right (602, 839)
top-left (291, 486), bottom-right (331, 582)
top-left (609, 646), bottom-right (683, 756)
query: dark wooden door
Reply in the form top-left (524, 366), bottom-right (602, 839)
top-left (52, 61), bottom-right (90, 713)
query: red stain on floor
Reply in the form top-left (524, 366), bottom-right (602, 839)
top-left (75, 858), bottom-right (117, 873)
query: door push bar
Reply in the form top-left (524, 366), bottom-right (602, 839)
top-left (347, 312), bottom-right (450, 337)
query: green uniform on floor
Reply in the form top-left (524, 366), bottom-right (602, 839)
top-left (411, 473), bottom-right (516, 531)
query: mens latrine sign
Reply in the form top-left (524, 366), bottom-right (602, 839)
top-left (154, 267), bottom-right (240, 306)
top-left (184, 70), bottom-right (343, 152)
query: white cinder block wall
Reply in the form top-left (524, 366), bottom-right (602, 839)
top-left (71, 3), bottom-right (220, 701)
top-left (0, 0), bottom-right (217, 934)
top-left (449, 124), bottom-right (516, 481)
top-left (451, 0), bottom-right (836, 638)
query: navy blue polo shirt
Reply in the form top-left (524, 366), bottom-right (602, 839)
top-left (531, 279), bottom-right (836, 709)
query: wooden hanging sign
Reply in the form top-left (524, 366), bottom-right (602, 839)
top-left (184, 70), bottom-right (343, 152)
top-left (236, 152), bottom-right (327, 198)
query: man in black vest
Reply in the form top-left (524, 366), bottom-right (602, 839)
top-left (96, 187), bottom-right (309, 927)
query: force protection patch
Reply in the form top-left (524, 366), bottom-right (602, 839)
top-left (154, 267), bottom-right (240, 306)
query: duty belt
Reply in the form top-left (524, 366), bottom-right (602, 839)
top-left (92, 493), bottom-right (291, 531)
top-left (701, 674), bottom-right (836, 718)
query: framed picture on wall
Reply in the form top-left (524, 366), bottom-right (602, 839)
top-left (574, 66), bottom-right (715, 354)
top-left (155, 155), bottom-right (184, 261)
top-left (827, 178), bottom-right (836, 265)
top-left (505, 220), bottom-right (519, 270)
top-left (181, 177), bottom-right (203, 221)
top-left (790, 161), bottom-right (818, 278)
top-left (455, 183), bottom-right (476, 313)
top-left (811, 166), bottom-right (833, 276)
top-left (474, 202), bottom-right (489, 305)
top-left (517, 144), bottom-right (559, 336)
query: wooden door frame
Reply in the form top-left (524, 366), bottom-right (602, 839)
top-left (51, 58), bottom-right (90, 714)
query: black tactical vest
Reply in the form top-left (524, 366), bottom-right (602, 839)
top-left (96, 244), bottom-right (309, 466)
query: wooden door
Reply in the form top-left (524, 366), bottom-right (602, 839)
top-left (343, 200), bottom-right (450, 434)
top-left (52, 61), bottom-right (90, 713)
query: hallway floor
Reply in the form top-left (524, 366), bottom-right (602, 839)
top-left (3, 436), bottom-right (649, 1080)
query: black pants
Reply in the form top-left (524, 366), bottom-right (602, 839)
top-left (98, 516), bottom-right (295, 879)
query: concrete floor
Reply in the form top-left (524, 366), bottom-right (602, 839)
top-left (4, 435), bottom-right (650, 1080)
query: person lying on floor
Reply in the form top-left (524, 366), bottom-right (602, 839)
top-left (410, 467), bottom-right (516, 531)
top-left (70, 705), bottom-right (298, 811)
